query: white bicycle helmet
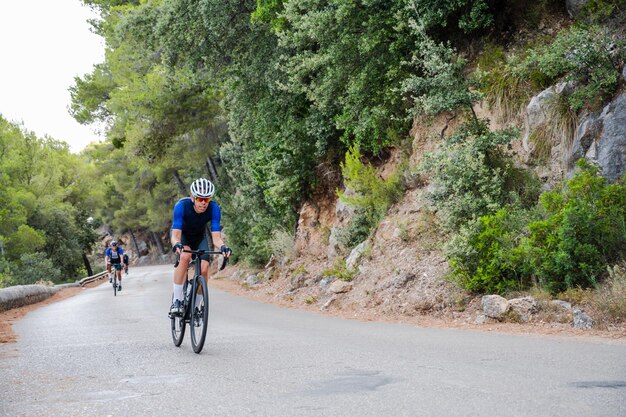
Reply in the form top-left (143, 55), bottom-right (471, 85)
top-left (190, 178), bottom-right (215, 198)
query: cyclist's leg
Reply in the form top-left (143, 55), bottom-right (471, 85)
top-left (196, 233), bottom-right (211, 281)
top-left (174, 234), bottom-right (197, 285)
top-left (170, 234), bottom-right (197, 314)
top-left (193, 234), bottom-right (211, 308)
top-left (114, 264), bottom-right (122, 289)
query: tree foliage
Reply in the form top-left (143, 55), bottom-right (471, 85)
top-left (0, 116), bottom-right (99, 286)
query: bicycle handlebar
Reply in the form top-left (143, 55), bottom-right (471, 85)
top-left (174, 249), bottom-right (229, 271)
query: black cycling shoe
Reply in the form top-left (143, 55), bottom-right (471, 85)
top-left (117, 284), bottom-right (122, 291)
top-left (169, 299), bottom-right (183, 316)
top-left (193, 307), bottom-right (204, 327)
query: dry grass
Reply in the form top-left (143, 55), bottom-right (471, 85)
top-left (592, 263), bottom-right (626, 323)
top-left (529, 92), bottom-right (578, 164)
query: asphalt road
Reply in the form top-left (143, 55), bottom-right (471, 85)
top-left (1, 265), bottom-right (625, 417)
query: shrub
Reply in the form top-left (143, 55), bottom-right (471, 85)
top-left (336, 208), bottom-right (380, 250)
top-left (0, 258), bottom-right (12, 288)
top-left (524, 25), bottom-right (625, 112)
top-left (446, 160), bottom-right (626, 295)
top-left (336, 145), bottom-right (402, 249)
top-left (478, 25), bottom-right (625, 118)
top-left (10, 253), bottom-right (62, 286)
top-left (269, 228), bottom-right (296, 264)
top-left (322, 258), bottom-right (355, 282)
top-left (404, 34), bottom-right (481, 119)
top-left (421, 120), bottom-right (539, 232)
top-left (580, 0), bottom-right (626, 23)
top-left (521, 160), bottom-right (626, 293)
top-left (447, 207), bottom-right (535, 294)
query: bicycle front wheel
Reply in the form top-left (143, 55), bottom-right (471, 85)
top-left (171, 314), bottom-right (186, 347)
top-left (190, 276), bottom-right (209, 354)
top-left (113, 273), bottom-right (117, 296)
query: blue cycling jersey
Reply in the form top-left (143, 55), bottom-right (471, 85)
top-left (171, 197), bottom-right (221, 239)
top-left (106, 247), bottom-right (124, 264)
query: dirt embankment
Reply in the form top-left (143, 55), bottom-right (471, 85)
top-left (207, 265), bottom-right (626, 343)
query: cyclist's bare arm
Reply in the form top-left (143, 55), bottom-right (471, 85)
top-left (171, 229), bottom-right (183, 254)
top-left (211, 231), bottom-right (225, 252)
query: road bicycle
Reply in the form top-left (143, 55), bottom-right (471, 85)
top-left (169, 249), bottom-right (228, 353)
top-left (109, 264), bottom-right (122, 296)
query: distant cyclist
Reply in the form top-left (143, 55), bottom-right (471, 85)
top-left (169, 178), bottom-right (232, 315)
top-left (105, 241), bottom-right (124, 291)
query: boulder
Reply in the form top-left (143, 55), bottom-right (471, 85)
top-left (508, 296), bottom-right (538, 322)
top-left (573, 308), bottom-right (593, 329)
top-left (482, 295), bottom-right (509, 319)
top-left (329, 280), bottom-right (352, 294)
top-left (568, 93), bottom-right (626, 182)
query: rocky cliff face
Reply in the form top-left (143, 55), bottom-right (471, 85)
top-left (213, 75), bottom-right (626, 333)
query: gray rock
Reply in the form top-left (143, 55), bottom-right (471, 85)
top-left (568, 93), bottom-right (626, 182)
top-left (290, 273), bottom-right (307, 290)
top-left (321, 296), bottom-right (336, 311)
top-left (245, 274), bottom-right (260, 287)
top-left (335, 189), bottom-right (356, 221)
top-left (327, 227), bottom-right (341, 259)
top-left (568, 112), bottom-right (602, 171)
top-left (136, 240), bottom-right (150, 256)
top-left (508, 296), bottom-right (538, 322)
top-left (573, 308), bottom-right (593, 329)
top-left (392, 273), bottom-right (416, 289)
top-left (230, 270), bottom-right (245, 281)
top-left (329, 280), bottom-right (352, 294)
top-left (320, 277), bottom-right (335, 291)
top-left (264, 267), bottom-right (275, 281)
top-left (481, 295), bottom-right (509, 319)
top-left (474, 314), bottom-right (489, 325)
top-left (596, 94), bottom-right (626, 182)
top-left (523, 85), bottom-right (557, 152)
top-left (551, 300), bottom-right (572, 311)
top-left (312, 273), bottom-right (324, 284)
top-left (346, 241), bottom-right (369, 271)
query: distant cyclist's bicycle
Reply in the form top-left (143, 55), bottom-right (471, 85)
top-left (169, 249), bottom-right (228, 353)
top-left (110, 264), bottom-right (122, 296)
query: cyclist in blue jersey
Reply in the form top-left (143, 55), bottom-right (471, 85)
top-left (105, 241), bottom-right (125, 291)
top-left (169, 178), bottom-right (232, 315)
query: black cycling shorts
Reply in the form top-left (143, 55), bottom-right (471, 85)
top-left (181, 233), bottom-right (211, 261)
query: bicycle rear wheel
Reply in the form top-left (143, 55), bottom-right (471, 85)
top-left (190, 276), bottom-right (209, 354)
top-left (113, 271), bottom-right (117, 296)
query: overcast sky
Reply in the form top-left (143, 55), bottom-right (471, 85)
top-left (0, 0), bottom-right (105, 153)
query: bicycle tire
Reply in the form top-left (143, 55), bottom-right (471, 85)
top-left (190, 276), bottom-right (209, 354)
top-left (113, 270), bottom-right (117, 296)
top-left (170, 283), bottom-right (187, 347)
